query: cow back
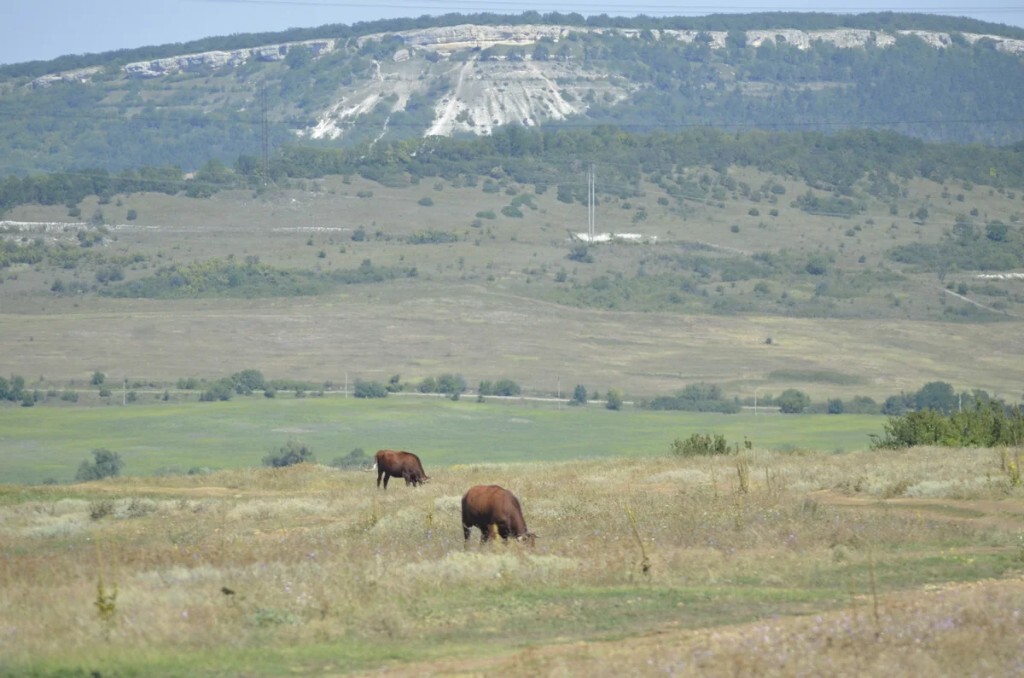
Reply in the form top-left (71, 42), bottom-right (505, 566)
top-left (462, 485), bottom-right (528, 537)
top-left (375, 449), bottom-right (428, 483)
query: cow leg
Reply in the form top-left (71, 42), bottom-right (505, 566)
top-left (376, 469), bottom-right (384, 489)
top-left (382, 473), bottom-right (390, 489)
top-left (482, 523), bottom-right (498, 543)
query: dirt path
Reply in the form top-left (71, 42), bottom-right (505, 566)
top-left (355, 574), bottom-right (1024, 677)
top-left (809, 489), bottom-right (1024, 532)
top-left (426, 61), bottom-right (471, 137)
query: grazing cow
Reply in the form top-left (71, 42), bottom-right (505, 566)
top-left (461, 485), bottom-right (536, 545)
top-left (374, 449), bottom-right (429, 489)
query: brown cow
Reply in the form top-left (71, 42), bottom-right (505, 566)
top-left (374, 449), bottom-right (429, 489)
top-left (461, 485), bottom-right (536, 544)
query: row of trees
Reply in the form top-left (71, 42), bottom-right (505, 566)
top-left (5, 369), bottom-right (1011, 418)
top-left (92, 257), bottom-right (417, 300)
top-left (277, 126), bottom-right (1024, 201)
top-left (633, 380), bottom-right (1019, 417)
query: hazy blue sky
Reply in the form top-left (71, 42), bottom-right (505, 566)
top-left (3, 0), bottom-right (1023, 65)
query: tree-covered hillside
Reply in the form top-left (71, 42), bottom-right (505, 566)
top-left (0, 12), bottom-right (1023, 175)
top-left (4, 126), bottom-right (1023, 216)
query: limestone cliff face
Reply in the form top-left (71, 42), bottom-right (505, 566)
top-left (121, 39), bottom-right (336, 79)
top-left (30, 39), bottom-right (335, 87)
top-left (303, 24), bottom-right (1024, 142)
top-left (378, 24), bottom-right (569, 52)
top-left (26, 23), bottom-right (1024, 140)
top-left (361, 23), bottom-right (1024, 55)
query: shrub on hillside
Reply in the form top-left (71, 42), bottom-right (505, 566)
top-left (231, 369), bottom-right (266, 395)
top-left (75, 448), bottom-right (124, 481)
top-left (263, 440), bottom-right (314, 468)
top-left (199, 379), bottom-right (234, 401)
top-left (777, 389), bottom-right (811, 413)
top-left (353, 379), bottom-right (388, 398)
top-left (640, 382), bottom-right (740, 413)
top-left (419, 374), bottom-right (466, 397)
top-left (330, 448), bottom-right (368, 469)
top-left (478, 379), bottom-right (522, 397)
top-left (670, 433), bottom-right (737, 457)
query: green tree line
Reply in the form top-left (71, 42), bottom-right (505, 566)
top-left (7, 126), bottom-right (1023, 217)
top-left (873, 402), bottom-right (1024, 448)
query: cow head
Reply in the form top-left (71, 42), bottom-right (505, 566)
top-left (517, 532), bottom-right (538, 547)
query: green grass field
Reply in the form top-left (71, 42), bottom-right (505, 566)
top-left (0, 394), bottom-right (884, 484)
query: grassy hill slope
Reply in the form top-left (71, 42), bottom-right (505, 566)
top-left (2, 161), bottom-right (1022, 407)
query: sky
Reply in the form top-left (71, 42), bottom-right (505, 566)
top-left (3, 0), bottom-right (1024, 66)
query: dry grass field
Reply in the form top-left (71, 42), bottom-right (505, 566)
top-left (4, 163), bottom-right (1024, 408)
top-left (2, 445), bottom-right (1024, 676)
top-left (1, 280), bottom-right (1022, 404)
top-left (3, 168), bottom-right (1023, 404)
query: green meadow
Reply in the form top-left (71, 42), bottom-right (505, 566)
top-left (0, 395), bottom-right (884, 484)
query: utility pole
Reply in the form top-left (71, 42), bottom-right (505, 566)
top-left (260, 85), bottom-right (269, 187)
top-left (587, 164), bottom-right (596, 241)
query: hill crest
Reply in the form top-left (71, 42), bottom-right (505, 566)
top-left (26, 23), bottom-right (1024, 142)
